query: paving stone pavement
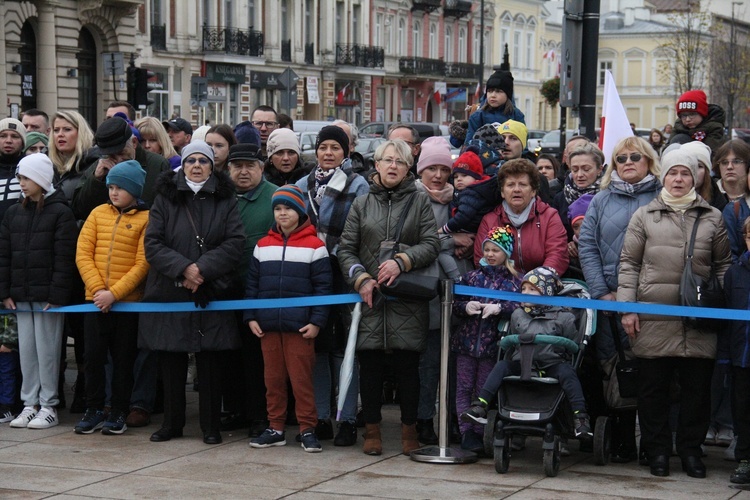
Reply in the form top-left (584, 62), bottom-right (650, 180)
top-left (0, 372), bottom-right (749, 499)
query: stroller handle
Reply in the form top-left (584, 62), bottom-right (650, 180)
top-left (499, 334), bottom-right (579, 354)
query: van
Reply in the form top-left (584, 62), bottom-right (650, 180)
top-left (293, 120), bottom-right (332, 133)
top-left (360, 122), bottom-right (448, 142)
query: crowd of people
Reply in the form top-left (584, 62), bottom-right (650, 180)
top-left (0, 76), bottom-right (749, 484)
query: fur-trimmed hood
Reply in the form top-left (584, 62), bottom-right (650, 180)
top-left (155, 168), bottom-right (236, 202)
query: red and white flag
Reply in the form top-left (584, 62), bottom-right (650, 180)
top-left (599, 70), bottom-right (633, 164)
top-left (474, 81), bottom-right (482, 101)
top-left (434, 82), bottom-right (446, 105)
top-left (542, 49), bottom-right (556, 61)
top-left (336, 83), bottom-right (350, 105)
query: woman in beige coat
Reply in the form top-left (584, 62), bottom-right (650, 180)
top-left (618, 146), bottom-right (732, 479)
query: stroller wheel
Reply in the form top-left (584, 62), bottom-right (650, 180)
top-left (483, 409), bottom-right (498, 456)
top-left (494, 435), bottom-right (511, 473)
top-left (593, 415), bottom-right (612, 466)
top-left (543, 436), bottom-right (561, 477)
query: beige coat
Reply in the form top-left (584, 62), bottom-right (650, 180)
top-left (617, 195), bottom-right (731, 359)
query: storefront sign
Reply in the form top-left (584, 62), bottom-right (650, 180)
top-left (250, 71), bottom-right (284, 89)
top-left (21, 74), bottom-right (33, 99)
top-left (207, 63), bottom-right (246, 84)
top-left (307, 77), bottom-right (320, 104)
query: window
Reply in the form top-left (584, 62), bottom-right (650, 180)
top-left (249, 0), bottom-right (256, 28)
top-left (599, 61), bottom-right (613, 85)
top-left (445, 26), bottom-right (453, 62)
top-left (473, 29), bottom-right (480, 64)
top-left (413, 21), bottom-right (421, 57)
top-left (429, 23), bottom-right (437, 59)
top-left (336, 1), bottom-right (344, 44)
top-left (501, 28), bottom-right (509, 55)
top-left (305, 0), bottom-right (313, 43)
top-left (484, 30), bottom-right (491, 66)
top-left (458, 27), bottom-right (466, 63)
top-left (353, 5), bottom-right (361, 44)
top-left (225, 0), bottom-right (233, 28)
top-left (526, 33), bottom-right (533, 69)
top-left (398, 19), bottom-right (405, 55)
top-left (513, 31), bottom-right (521, 67)
top-left (281, 0), bottom-right (288, 40)
top-left (150, 0), bottom-right (163, 25)
top-left (375, 13), bottom-right (383, 47)
top-left (385, 15), bottom-right (393, 53)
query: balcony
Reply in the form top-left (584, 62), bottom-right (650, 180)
top-left (446, 62), bottom-right (480, 79)
top-left (411, 0), bottom-right (441, 13)
top-left (335, 44), bottom-right (385, 68)
top-left (399, 57), bottom-right (446, 76)
top-left (150, 24), bottom-right (167, 51)
top-left (202, 26), bottom-right (264, 57)
top-left (444, 0), bottom-right (473, 19)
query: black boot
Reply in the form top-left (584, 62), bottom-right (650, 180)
top-left (69, 372), bottom-right (86, 414)
top-left (416, 418), bottom-right (439, 445)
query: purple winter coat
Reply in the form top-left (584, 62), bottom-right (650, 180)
top-left (452, 264), bottom-right (521, 359)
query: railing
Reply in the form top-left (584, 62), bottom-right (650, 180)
top-left (335, 44), bottom-right (385, 68)
top-left (443, 0), bottom-right (473, 19)
top-left (446, 62), bottom-right (480, 79)
top-left (399, 57), bottom-right (446, 76)
top-left (202, 26), bottom-right (264, 57)
top-left (150, 24), bottom-right (167, 51)
top-left (281, 39), bottom-right (292, 62)
top-left (411, 0), bottom-right (441, 13)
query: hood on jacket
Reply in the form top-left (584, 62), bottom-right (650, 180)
top-left (155, 168), bottom-right (236, 202)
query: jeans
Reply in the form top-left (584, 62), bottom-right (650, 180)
top-left (417, 329), bottom-right (441, 420)
top-left (0, 350), bottom-right (19, 406)
top-left (313, 350), bottom-right (359, 423)
top-left (129, 348), bottom-right (158, 412)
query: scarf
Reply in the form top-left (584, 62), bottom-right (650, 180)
top-left (417, 180), bottom-right (454, 204)
top-left (186, 176), bottom-right (209, 194)
top-left (503, 198), bottom-right (535, 228)
top-left (661, 187), bottom-right (697, 212)
top-left (609, 171), bottom-right (657, 195)
top-left (563, 173), bottom-right (602, 205)
top-left (313, 164), bottom-right (341, 205)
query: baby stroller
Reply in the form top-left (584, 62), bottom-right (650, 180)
top-left (481, 279), bottom-right (595, 476)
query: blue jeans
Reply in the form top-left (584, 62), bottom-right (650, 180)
top-left (417, 328), bottom-right (441, 420)
top-left (129, 348), bottom-right (157, 412)
top-left (0, 350), bottom-right (19, 406)
top-left (313, 350), bottom-right (359, 423)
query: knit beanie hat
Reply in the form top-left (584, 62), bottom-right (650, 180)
top-left (417, 136), bottom-right (453, 174)
top-left (473, 123), bottom-right (506, 153)
top-left (191, 125), bottom-right (211, 143)
top-left (452, 148), bottom-right (485, 180)
top-left (316, 125), bottom-right (349, 158)
top-left (181, 140), bottom-right (215, 168)
top-left (267, 128), bottom-right (301, 157)
top-left (522, 266), bottom-right (563, 297)
top-left (568, 193), bottom-right (594, 225)
top-left (16, 153), bottom-right (54, 192)
top-left (485, 69), bottom-right (514, 102)
top-left (233, 121), bottom-right (261, 147)
top-left (24, 131), bottom-right (49, 152)
top-left (465, 138), bottom-right (501, 169)
top-left (0, 118), bottom-right (26, 141)
top-left (449, 120), bottom-right (468, 144)
top-left (678, 140), bottom-right (712, 169)
top-left (660, 146), bottom-right (698, 184)
top-left (498, 120), bottom-right (528, 149)
top-left (482, 225), bottom-right (514, 257)
top-left (113, 112), bottom-right (142, 142)
top-left (272, 185), bottom-right (307, 220)
top-left (676, 90), bottom-right (708, 118)
top-left (106, 160), bottom-right (146, 199)
top-left (95, 117), bottom-right (132, 155)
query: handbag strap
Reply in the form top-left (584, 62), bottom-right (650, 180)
top-left (608, 314), bottom-right (628, 364)
top-left (183, 203), bottom-right (205, 252)
top-left (686, 211), bottom-right (703, 259)
top-left (390, 193), bottom-right (417, 244)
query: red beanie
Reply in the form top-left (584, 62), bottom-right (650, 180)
top-left (676, 90), bottom-right (708, 118)
top-left (452, 150), bottom-right (485, 180)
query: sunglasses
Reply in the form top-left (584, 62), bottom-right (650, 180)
top-left (615, 153), bottom-right (643, 165)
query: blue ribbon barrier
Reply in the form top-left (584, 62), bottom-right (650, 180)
top-left (454, 285), bottom-right (750, 322)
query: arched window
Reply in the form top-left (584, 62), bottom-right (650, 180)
top-left (458, 27), bottom-right (467, 63)
top-left (397, 18), bottom-right (405, 55)
top-left (429, 23), bottom-right (437, 59)
top-left (413, 20), bottom-right (422, 57)
top-left (77, 27), bottom-right (97, 127)
top-left (19, 21), bottom-right (37, 111)
top-left (445, 26), bottom-right (453, 62)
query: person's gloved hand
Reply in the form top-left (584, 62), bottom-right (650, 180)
top-left (193, 287), bottom-right (210, 309)
top-left (466, 301), bottom-right (483, 315)
top-left (481, 304), bottom-right (502, 318)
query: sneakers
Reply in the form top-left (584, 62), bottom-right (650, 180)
top-left (725, 435), bottom-right (738, 461)
top-left (0, 404), bottom-right (13, 423)
top-left (300, 429), bottom-right (323, 453)
top-left (461, 400), bottom-right (488, 425)
top-left (249, 428), bottom-right (286, 448)
top-left (731, 460), bottom-right (750, 484)
top-left (101, 411), bottom-right (128, 435)
top-left (27, 407), bottom-right (58, 429)
top-left (9, 406), bottom-right (36, 428)
top-left (704, 426), bottom-right (717, 445)
top-left (716, 427), bottom-right (734, 447)
top-left (574, 412), bottom-right (593, 439)
top-left (334, 421), bottom-right (358, 446)
top-left (75, 409), bottom-right (107, 434)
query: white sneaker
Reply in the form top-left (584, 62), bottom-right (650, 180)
top-left (717, 427), bottom-right (734, 447)
top-left (9, 406), bottom-right (37, 428)
top-left (0, 406), bottom-right (13, 423)
top-left (27, 407), bottom-right (58, 429)
top-left (725, 435), bottom-right (738, 461)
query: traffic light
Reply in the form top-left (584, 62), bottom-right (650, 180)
top-left (127, 65), bottom-right (137, 108)
top-left (134, 68), bottom-right (156, 108)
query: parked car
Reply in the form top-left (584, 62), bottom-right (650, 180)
top-left (360, 121), bottom-right (448, 141)
top-left (293, 120), bottom-right (332, 133)
top-left (297, 130), bottom-right (319, 165)
top-left (537, 130), bottom-right (576, 158)
top-left (355, 138), bottom-right (386, 170)
top-left (733, 128), bottom-right (750, 145)
top-left (526, 129), bottom-right (546, 155)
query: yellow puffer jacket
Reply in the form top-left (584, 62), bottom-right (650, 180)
top-left (76, 203), bottom-right (150, 302)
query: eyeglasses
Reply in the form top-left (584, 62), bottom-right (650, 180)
top-left (251, 121), bottom-right (278, 129)
top-left (679, 112), bottom-right (700, 120)
top-left (184, 157), bottom-right (211, 166)
top-left (719, 159), bottom-right (746, 168)
top-left (377, 157), bottom-right (408, 168)
top-left (615, 153), bottom-right (643, 165)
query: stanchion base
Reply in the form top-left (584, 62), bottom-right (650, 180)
top-left (410, 446), bottom-right (478, 464)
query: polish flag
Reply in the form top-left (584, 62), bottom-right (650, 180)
top-left (542, 49), bottom-right (556, 61)
top-left (434, 82), bottom-right (446, 105)
top-left (336, 83), bottom-right (350, 105)
top-left (474, 81), bottom-right (482, 101)
top-left (599, 70), bottom-right (633, 164)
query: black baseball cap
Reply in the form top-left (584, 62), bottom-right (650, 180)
top-left (162, 118), bottom-right (193, 135)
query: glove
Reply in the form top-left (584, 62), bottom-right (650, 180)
top-left (465, 301), bottom-right (483, 316)
top-left (481, 304), bottom-right (502, 318)
top-left (193, 287), bottom-right (210, 309)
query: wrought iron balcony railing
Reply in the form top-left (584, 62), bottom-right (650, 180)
top-left (305, 43), bottom-right (315, 65)
top-left (399, 57), bottom-right (446, 76)
top-left (446, 62), bottom-right (480, 79)
top-left (202, 26), bottom-right (264, 57)
top-left (411, 0), bottom-right (441, 13)
top-left (335, 44), bottom-right (385, 68)
top-left (151, 24), bottom-right (167, 51)
top-left (281, 39), bottom-right (292, 62)
top-left (444, 0), bottom-right (473, 19)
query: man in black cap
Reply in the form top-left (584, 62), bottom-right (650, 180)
top-left (162, 117), bottom-right (193, 154)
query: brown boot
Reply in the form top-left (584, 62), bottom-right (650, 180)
top-left (363, 423), bottom-right (382, 455)
top-left (402, 423), bottom-right (420, 455)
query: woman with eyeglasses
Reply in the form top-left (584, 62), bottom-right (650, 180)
top-left (295, 125), bottom-right (369, 446)
top-left (618, 146), bottom-right (731, 478)
top-left (139, 141), bottom-right (245, 445)
top-left (338, 139), bottom-right (439, 456)
top-left (718, 140), bottom-right (750, 261)
top-left (578, 136), bottom-right (662, 464)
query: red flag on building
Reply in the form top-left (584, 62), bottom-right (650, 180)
top-left (336, 83), bottom-right (350, 106)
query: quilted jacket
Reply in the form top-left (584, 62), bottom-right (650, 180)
top-left (722, 197), bottom-right (750, 262)
top-left (443, 176), bottom-right (500, 234)
top-left (578, 176), bottom-right (661, 299)
top-left (76, 201), bottom-right (150, 302)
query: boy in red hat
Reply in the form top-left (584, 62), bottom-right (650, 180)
top-left (669, 90), bottom-right (727, 155)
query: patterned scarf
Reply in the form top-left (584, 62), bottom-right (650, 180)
top-left (313, 166), bottom-right (338, 205)
top-left (610, 171), bottom-right (658, 195)
top-left (562, 173), bottom-right (602, 205)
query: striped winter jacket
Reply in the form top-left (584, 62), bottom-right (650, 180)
top-left (244, 218), bottom-right (332, 332)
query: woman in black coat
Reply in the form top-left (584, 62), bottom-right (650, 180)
top-left (139, 141), bottom-right (245, 445)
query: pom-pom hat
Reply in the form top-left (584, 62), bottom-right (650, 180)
top-left (482, 225), bottom-right (514, 257)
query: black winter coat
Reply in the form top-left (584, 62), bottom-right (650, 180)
top-left (0, 190), bottom-right (78, 305)
top-left (721, 252), bottom-right (750, 367)
top-left (138, 169), bottom-right (245, 352)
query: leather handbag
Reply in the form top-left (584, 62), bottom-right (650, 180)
top-left (606, 315), bottom-right (639, 404)
top-left (378, 193), bottom-right (439, 301)
top-left (679, 212), bottom-right (725, 330)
